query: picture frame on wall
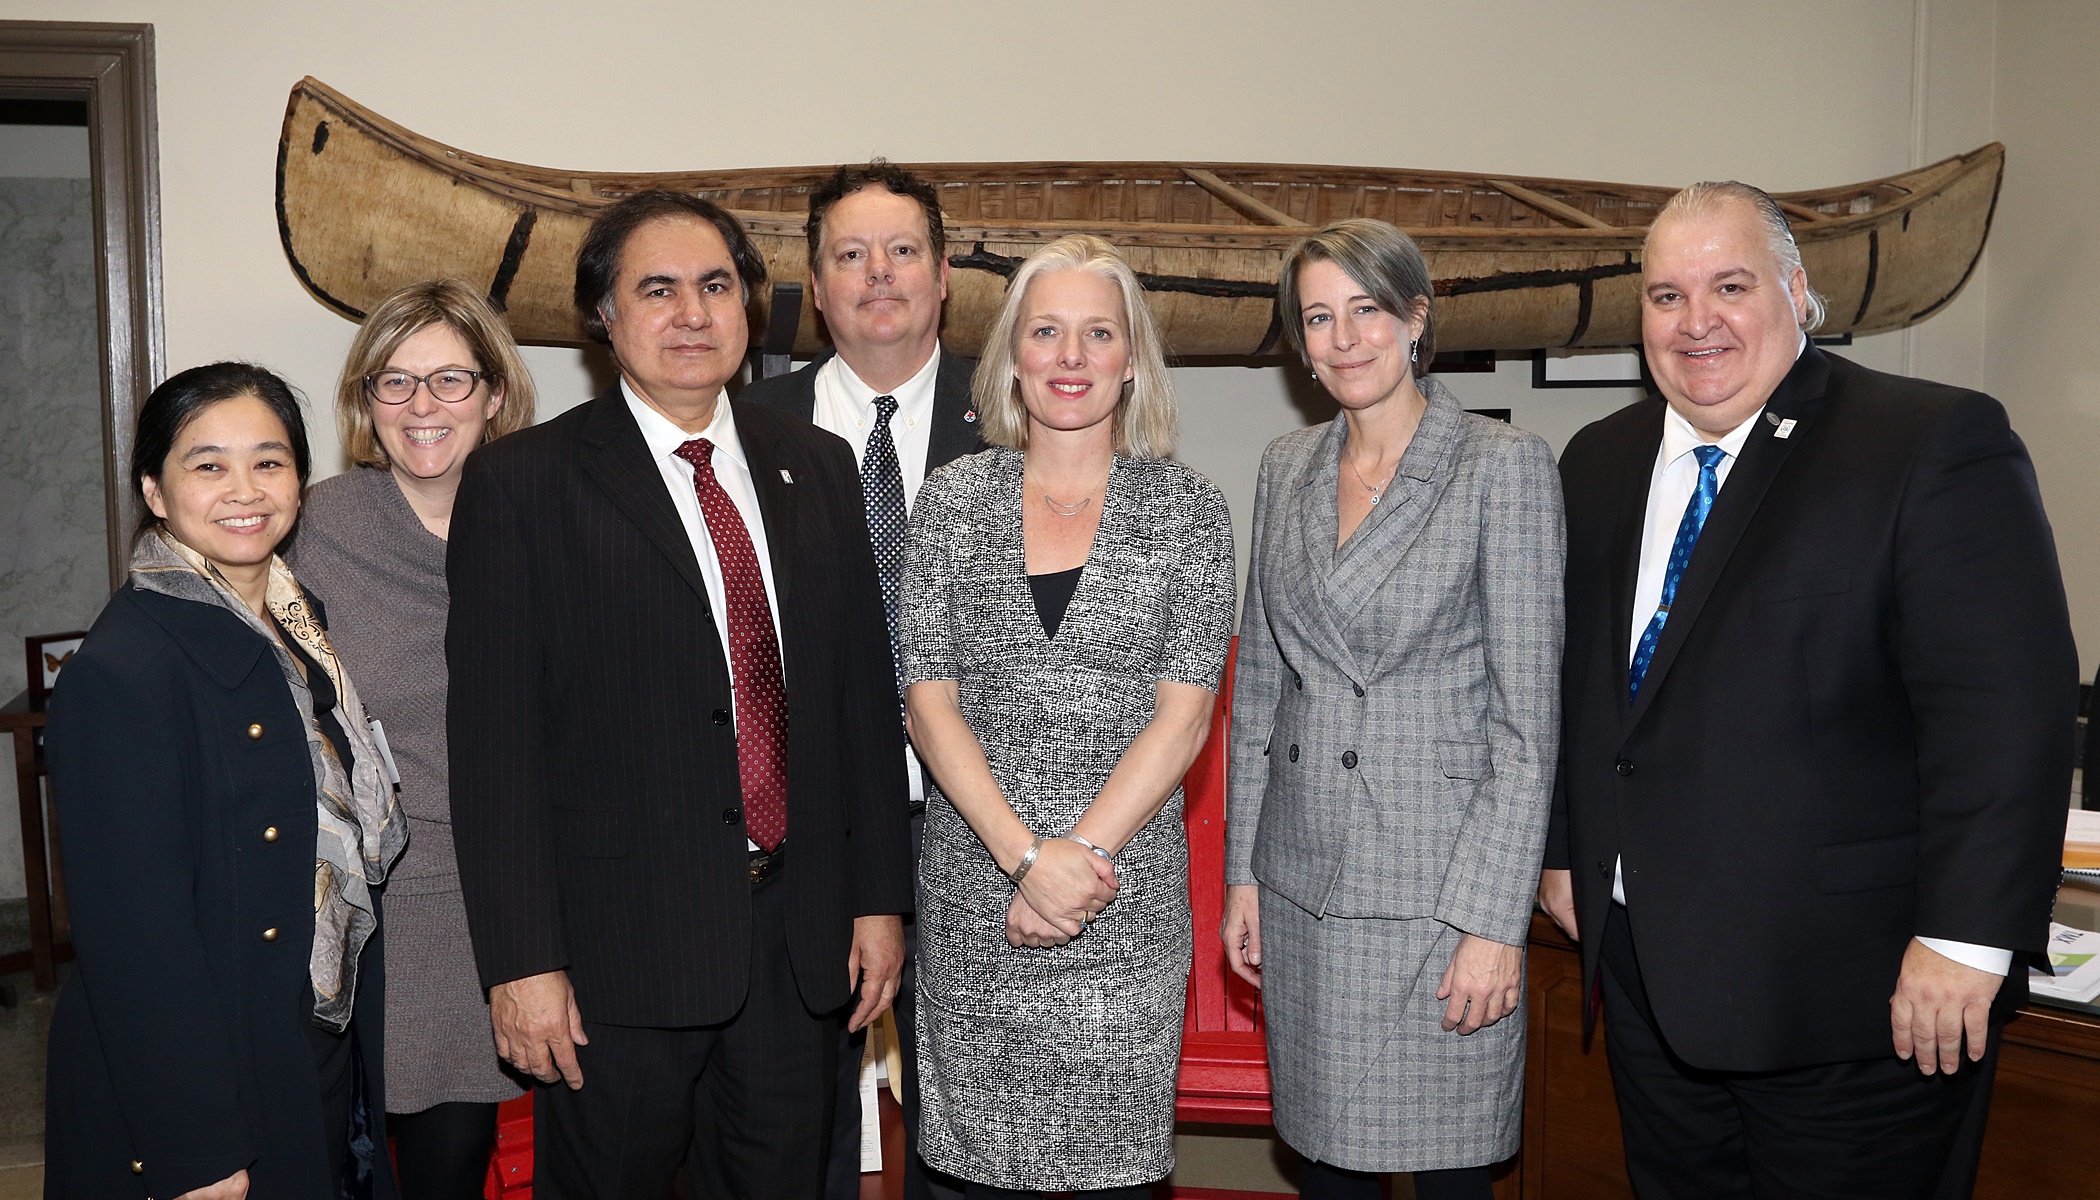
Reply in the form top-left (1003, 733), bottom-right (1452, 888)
top-left (26, 631), bottom-right (87, 710)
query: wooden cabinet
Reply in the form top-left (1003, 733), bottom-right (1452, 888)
top-left (1512, 912), bottom-right (2100, 1199)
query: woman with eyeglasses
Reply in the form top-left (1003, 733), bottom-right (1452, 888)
top-left (291, 278), bottom-right (537, 1198)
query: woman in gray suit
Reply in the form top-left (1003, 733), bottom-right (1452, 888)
top-left (1220, 219), bottom-right (1564, 1200)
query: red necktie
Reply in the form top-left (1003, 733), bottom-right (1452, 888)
top-left (674, 438), bottom-right (788, 852)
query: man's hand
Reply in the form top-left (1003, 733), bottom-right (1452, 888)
top-left (1891, 938), bottom-right (2002, 1075)
top-left (175, 1170), bottom-right (250, 1200)
top-left (1221, 884), bottom-right (1263, 987)
top-left (846, 914), bottom-right (906, 1032)
top-left (1537, 868), bottom-right (1578, 941)
top-left (490, 969), bottom-right (588, 1089)
top-left (1437, 933), bottom-right (1524, 1034)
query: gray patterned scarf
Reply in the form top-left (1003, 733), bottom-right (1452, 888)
top-left (130, 529), bottom-right (406, 1031)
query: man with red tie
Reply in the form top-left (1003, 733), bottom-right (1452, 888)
top-left (448, 191), bottom-right (912, 1198)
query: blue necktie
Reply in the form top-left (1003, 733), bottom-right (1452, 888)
top-left (861, 394), bottom-right (907, 704)
top-left (1629, 444), bottom-right (1726, 702)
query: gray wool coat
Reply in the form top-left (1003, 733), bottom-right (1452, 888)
top-left (1224, 381), bottom-right (1564, 1169)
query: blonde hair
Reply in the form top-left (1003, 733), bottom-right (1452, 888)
top-left (970, 235), bottom-right (1176, 459)
top-left (335, 279), bottom-right (538, 470)
top-left (1649, 181), bottom-right (1828, 332)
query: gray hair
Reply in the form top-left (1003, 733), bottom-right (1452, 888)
top-left (1650, 181), bottom-right (1828, 332)
top-left (1276, 218), bottom-right (1437, 378)
top-left (970, 234), bottom-right (1178, 459)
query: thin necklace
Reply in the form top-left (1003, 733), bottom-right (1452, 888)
top-left (1028, 472), bottom-right (1097, 517)
top-left (1348, 455), bottom-right (1401, 506)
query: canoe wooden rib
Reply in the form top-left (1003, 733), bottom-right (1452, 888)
top-left (276, 77), bottom-right (2002, 358)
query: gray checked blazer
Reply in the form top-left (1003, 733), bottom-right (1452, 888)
top-left (1225, 381), bottom-right (1564, 947)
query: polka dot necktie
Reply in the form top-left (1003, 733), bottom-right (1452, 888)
top-left (1629, 444), bottom-right (1726, 704)
top-left (861, 395), bottom-right (908, 706)
top-left (674, 438), bottom-right (788, 852)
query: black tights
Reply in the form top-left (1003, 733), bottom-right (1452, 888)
top-left (1300, 1158), bottom-right (1493, 1200)
top-left (962, 1184), bottom-right (1153, 1199)
top-left (388, 1101), bottom-right (499, 1199)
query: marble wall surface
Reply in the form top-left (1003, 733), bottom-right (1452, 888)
top-left (0, 175), bottom-right (109, 900)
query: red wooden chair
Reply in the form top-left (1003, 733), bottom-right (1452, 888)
top-left (481, 638), bottom-right (1273, 1197)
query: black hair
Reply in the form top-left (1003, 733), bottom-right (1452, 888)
top-left (804, 159), bottom-right (948, 268)
top-left (132, 361), bottom-right (311, 534)
top-left (573, 191), bottom-right (769, 346)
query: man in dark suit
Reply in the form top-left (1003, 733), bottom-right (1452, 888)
top-left (1539, 182), bottom-right (2077, 1199)
top-left (448, 190), bottom-right (912, 1199)
top-left (737, 160), bottom-right (983, 1200)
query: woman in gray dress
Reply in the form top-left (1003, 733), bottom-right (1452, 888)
top-left (1219, 220), bottom-right (1564, 1200)
top-left (900, 234), bottom-right (1237, 1197)
top-left (292, 279), bottom-right (536, 1198)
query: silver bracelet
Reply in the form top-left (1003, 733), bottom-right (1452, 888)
top-left (1066, 833), bottom-right (1114, 861)
top-left (1009, 835), bottom-right (1047, 886)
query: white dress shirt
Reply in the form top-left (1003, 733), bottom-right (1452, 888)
top-left (624, 382), bottom-right (783, 850)
top-left (1615, 347), bottom-right (2007, 976)
top-left (808, 346), bottom-right (943, 808)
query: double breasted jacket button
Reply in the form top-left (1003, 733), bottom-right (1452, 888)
top-left (1293, 675), bottom-right (1303, 690)
top-left (1341, 750), bottom-right (1358, 769)
top-left (246, 723), bottom-right (264, 740)
top-left (1615, 759), bottom-right (1634, 777)
top-left (1597, 860), bottom-right (1612, 879)
top-left (261, 927), bottom-right (279, 942)
top-left (1287, 744), bottom-right (1299, 763)
top-left (722, 807), bottom-right (741, 825)
top-left (1353, 683), bottom-right (1366, 697)
top-left (711, 709), bottom-right (731, 726)
top-left (262, 826), bottom-right (279, 842)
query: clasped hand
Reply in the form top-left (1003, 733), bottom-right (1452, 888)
top-left (1007, 838), bottom-right (1118, 948)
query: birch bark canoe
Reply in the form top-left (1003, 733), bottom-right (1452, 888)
top-left (276, 76), bottom-right (2002, 358)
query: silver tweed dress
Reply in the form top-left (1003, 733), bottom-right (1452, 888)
top-left (899, 449), bottom-right (1237, 1191)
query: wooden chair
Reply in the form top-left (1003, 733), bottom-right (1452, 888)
top-left (481, 638), bottom-right (1274, 1198)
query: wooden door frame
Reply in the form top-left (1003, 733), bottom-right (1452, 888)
top-left (0, 21), bottom-right (162, 586)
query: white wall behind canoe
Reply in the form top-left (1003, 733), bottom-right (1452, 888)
top-left (0, 0), bottom-right (2089, 675)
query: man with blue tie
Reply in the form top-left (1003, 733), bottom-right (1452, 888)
top-left (1540, 182), bottom-right (2077, 1199)
top-left (738, 160), bottom-right (984, 1200)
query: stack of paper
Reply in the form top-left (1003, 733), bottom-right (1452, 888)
top-left (2030, 922), bottom-right (2100, 1005)
top-left (2066, 809), bottom-right (2100, 882)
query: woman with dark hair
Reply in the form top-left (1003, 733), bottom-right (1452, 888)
top-left (1221, 219), bottom-right (1564, 1199)
top-left (290, 280), bottom-right (536, 1198)
top-left (43, 362), bottom-right (406, 1199)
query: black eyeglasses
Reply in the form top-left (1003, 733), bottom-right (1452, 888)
top-left (364, 368), bottom-right (485, 405)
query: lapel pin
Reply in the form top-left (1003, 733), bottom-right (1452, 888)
top-left (963, 409), bottom-right (978, 424)
top-left (1774, 418), bottom-right (1797, 440)
top-left (780, 469), bottom-right (794, 483)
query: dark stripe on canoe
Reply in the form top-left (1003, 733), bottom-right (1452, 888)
top-left (1851, 229), bottom-right (1879, 327)
top-left (275, 117), bottom-right (367, 322)
top-left (488, 208), bottom-right (538, 312)
top-left (311, 120), bottom-right (330, 155)
top-left (1437, 260), bottom-right (1642, 298)
top-left (1909, 159), bottom-right (2003, 323)
top-left (1253, 307), bottom-right (1284, 356)
top-left (1567, 279), bottom-right (1595, 346)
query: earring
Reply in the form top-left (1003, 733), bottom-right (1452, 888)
top-left (1309, 369), bottom-right (1318, 381)
top-left (1409, 339), bottom-right (1419, 364)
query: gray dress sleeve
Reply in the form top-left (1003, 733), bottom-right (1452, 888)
top-left (900, 458), bottom-right (971, 686)
top-left (1158, 476), bottom-right (1238, 692)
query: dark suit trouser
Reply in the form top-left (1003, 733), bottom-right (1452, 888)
top-left (533, 865), bottom-right (839, 1200)
top-left (1599, 905), bottom-right (1998, 1200)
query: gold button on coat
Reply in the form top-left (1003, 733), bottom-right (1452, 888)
top-left (131, 1160), bottom-right (143, 1174)
top-left (247, 723), bottom-right (264, 740)
top-left (263, 826), bottom-right (279, 842)
top-left (262, 927), bottom-right (279, 942)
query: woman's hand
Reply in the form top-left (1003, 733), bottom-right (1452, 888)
top-left (1436, 933), bottom-right (1523, 1034)
top-left (176, 1169), bottom-right (251, 1200)
top-left (1007, 890), bottom-right (1075, 948)
top-left (1221, 884), bottom-right (1263, 987)
top-left (1017, 837), bottom-right (1118, 935)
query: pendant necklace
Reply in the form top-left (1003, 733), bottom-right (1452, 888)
top-left (1349, 456), bottom-right (1401, 506)
top-left (1029, 473), bottom-right (1096, 517)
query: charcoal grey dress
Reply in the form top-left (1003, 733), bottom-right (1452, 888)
top-left (292, 467), bottom-right (525, 1113)
top-left (900, 449), bottom-right (1237, 1191)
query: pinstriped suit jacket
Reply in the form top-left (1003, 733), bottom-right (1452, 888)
top-left (1225, 382), bottom-right (1564, 946)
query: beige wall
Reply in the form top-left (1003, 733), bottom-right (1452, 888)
top-left (0, 0), bottom-right (2087, 673)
